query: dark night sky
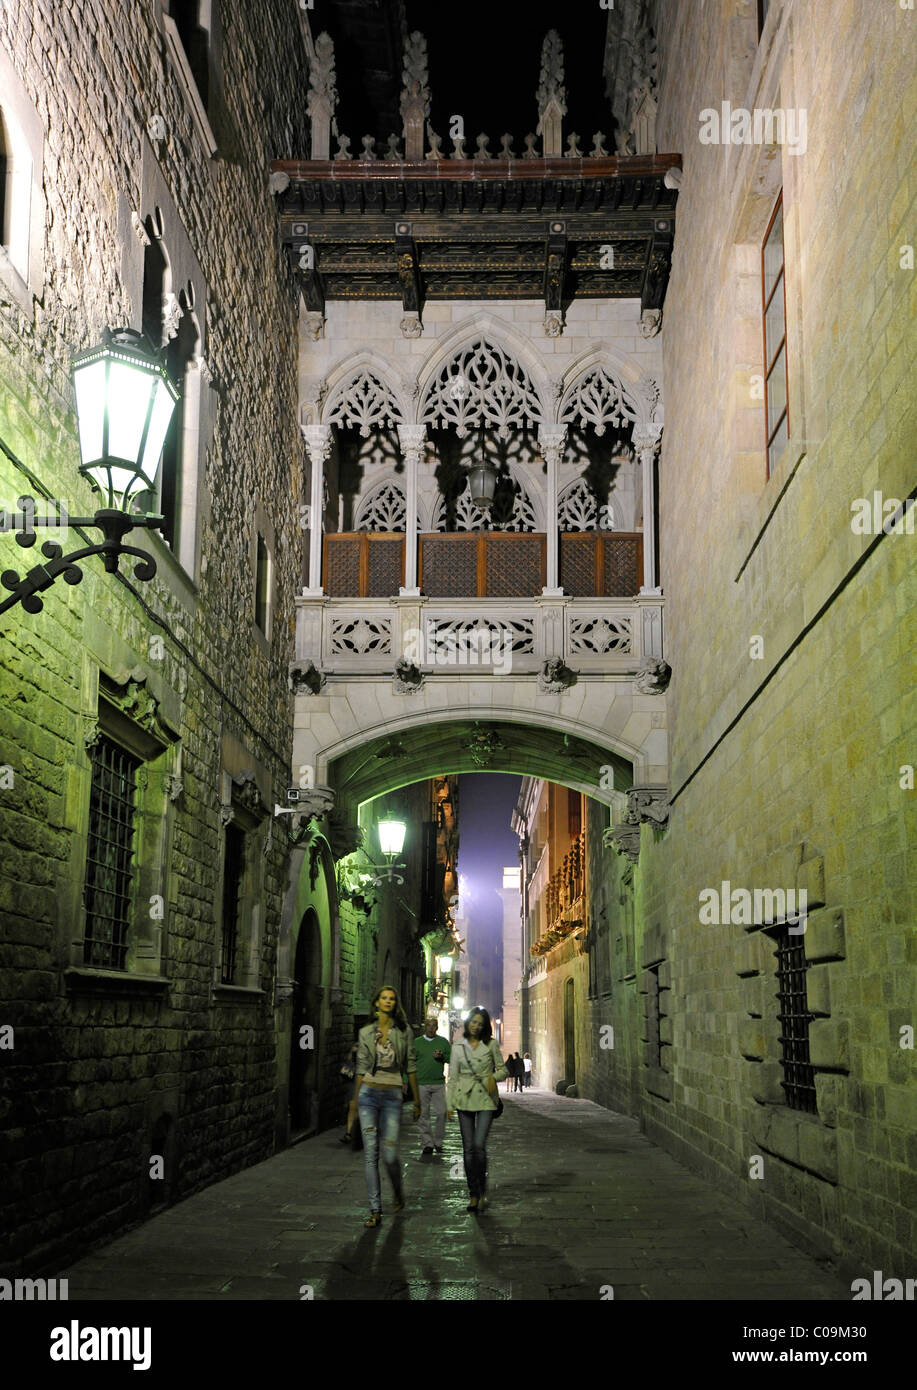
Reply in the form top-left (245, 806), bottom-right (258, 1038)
top-left (307, 0), bottom-right (613, 151)
top-left (456, 773), bottom-right (521, 1018)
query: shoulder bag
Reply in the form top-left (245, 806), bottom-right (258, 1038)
top-left (462, 1042), bottom-right (504, 1119)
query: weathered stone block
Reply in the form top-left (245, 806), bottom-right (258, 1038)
top-left (738, 1019), bottom-right (768, 1061)
top-left (803, 908), bottom-right (846, 963)
top-left (808, 1019), bottom-right (850, 1072)
top-left (734, 930), bottom-right (772, 977)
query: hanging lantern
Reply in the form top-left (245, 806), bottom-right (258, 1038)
top-left (467, 426), bottom-right (498, 512)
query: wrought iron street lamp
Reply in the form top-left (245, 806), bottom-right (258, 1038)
top-left (0, 328), bottom-right (179, 617)
top-left (362, 816), bottom-right (407, 886)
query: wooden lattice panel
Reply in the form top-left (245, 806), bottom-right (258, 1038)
top-left (419, 534), bottom-right (478, 597)
top-left (603, 534), bottom-right (642, 597)
top-left (559, 533), bottom-right (599, 596)
top-left (366, 535), bottom-right (404, 597)
top-left (484, 533), bottom-right (545, 597)
top-left (324, 535), bottom-right (361, 597)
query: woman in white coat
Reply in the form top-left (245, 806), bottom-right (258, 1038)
top-left (446, 1007), bottom-right (508, 1214)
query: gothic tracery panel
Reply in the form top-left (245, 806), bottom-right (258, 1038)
top-left (422, 339), bottom-right (544, 439)
top-left (557, 478), bottom-right (616, 531)
top-left (354, 480), bottom-right (407, 531)
top-left (329, 615), bottom-right (393, 656)
top-left (560, 368), bottom-right (639, 436)
top-left (324, 370), bottom-right (404, 437)
top-left (567, 615), bottom-right (633, 655)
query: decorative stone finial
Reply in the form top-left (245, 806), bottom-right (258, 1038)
top-left (400, 31), bottom-right (430, 162)
top-left (522, 132), bottom-right (539, 159)
top-left (499, 133), bottom-right (515, 158)
top-left (307, 32), bottom-right (337, 160)
top-left (359, 134), bottom-right (378, 161)
top-left (333, 132), bottom-right (352, 161)
top-left (425, 124), bottom-right (444, 159)
top-left (474, 133), bottom-right (492, 160)
top-left (590, 131), bottom-right (608, 157)
top-left (564, 131), bottom-right (582, 158)
top-left (536, 30), bottom-right (566, 157)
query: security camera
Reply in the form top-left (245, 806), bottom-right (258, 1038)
top-left (286, 787), bottom-right (301, 803)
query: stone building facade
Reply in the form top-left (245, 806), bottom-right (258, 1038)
top-left (0, 0), bottom-right (313, 1273)
top-left (512, 0), bottom-right (915, 1284)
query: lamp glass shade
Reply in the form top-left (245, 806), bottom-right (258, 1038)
top-left (72, 329), bottom-right (180, 511)
top-left (453, 996), bottom-right (465, 1011)
top-left (377, 818), bottom-right (406, 857)
top-left (438, 955), bottom-right (454, 973)
top-left (467, 460), bottom-right (497, 511)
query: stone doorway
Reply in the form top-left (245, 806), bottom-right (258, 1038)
top-left (289, 907), bottom-right (323, 1137)
top-left (564, 975), bottom-right (576, 1085)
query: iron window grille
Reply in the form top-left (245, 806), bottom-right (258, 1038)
top-left (762, 192), bottom-right (789, 476)
top-left (220, 821), bottom-right (245, 983)
top-left (646, 963), bottom-right (662, 1068)
top-left (83, 735), bottom-right (141, 970)
top-left (771, 925), bottom-right (817, 1113)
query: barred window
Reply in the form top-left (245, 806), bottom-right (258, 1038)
top-left (83, 735), bottom-right (141, 970)
top-left (757, 0), bottom-right (771, 39)
top-left (646, 963), bottom-right (662, 1068)
top-left (762, 193), bottom-right (789, 476)
top-left (771, 925), bottom-right (817, 1113)
top-left (220, 822), bottom-right (245, 983)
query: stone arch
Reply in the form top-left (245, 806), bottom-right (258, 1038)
top-left (415, 313), bottom-right (552, 429)
top-left (309, 704), bottom-right (657, 813)
top-left (320, 349), bottom-right (410, 435)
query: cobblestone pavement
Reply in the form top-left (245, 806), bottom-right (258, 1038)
top-left (66, 1088), bottom-right (849, 1301)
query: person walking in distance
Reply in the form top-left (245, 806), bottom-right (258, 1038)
top-left (523, 1051), bottom-right (533, 1088)
top-left (353, 985), bottom-right (420, 1228)
top-left (513, 1051), bottom-right (525, 1093)
top-left (447, 1007), bottom-right (507, 1215)
top-left (414, 1016), bottom-right (451, 1155)
top-left (504, 1051), bottom-right (514, 1093)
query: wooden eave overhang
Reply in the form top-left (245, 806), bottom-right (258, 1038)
top-left (271, 154), bottom-right (681, 315)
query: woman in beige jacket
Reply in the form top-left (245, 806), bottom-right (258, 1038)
top-left (446, 1007), bottom-right (508, 1214)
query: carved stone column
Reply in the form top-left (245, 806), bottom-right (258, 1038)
top-left (538, 425), bottom-right (566, 596)
top-left (307, 33), bottom-right (337, 161)
top-left (633, 422), bottom-right (663, 594)
top-left (397, 424), bottom-right (425, 595)
top-left (301, 425), bottom-right (333, 595)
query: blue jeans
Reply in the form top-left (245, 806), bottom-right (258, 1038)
top-left (457, 1108), bottom-right (495, 1198)
top-left (358, 1086), bottom-right (404, 1211)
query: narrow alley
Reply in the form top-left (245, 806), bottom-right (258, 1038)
top-left (65, 1088), bottom-right (847, 1302)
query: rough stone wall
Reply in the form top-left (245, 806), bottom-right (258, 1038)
top-left (635, 0), bottom-right (917, 1276)
top-left (0, 0), bottom-right (310, 1273)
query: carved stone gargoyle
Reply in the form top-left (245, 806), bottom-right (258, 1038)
top-left (326, 811), bottom-right (364, 862)
top-left (634, 657), bottom-right (672, 694)
top-left (538, 658), bottom-right (578, 694)
top-left (290, 659), bottom-right (326, 696)
top-left (393, 657), bottom-right (424, 694)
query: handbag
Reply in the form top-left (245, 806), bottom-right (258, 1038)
top-left (462, 1043), bottom-right (504, 1119)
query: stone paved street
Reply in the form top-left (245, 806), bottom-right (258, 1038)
top-left (66, 1089), bottom-right (849, 1301)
